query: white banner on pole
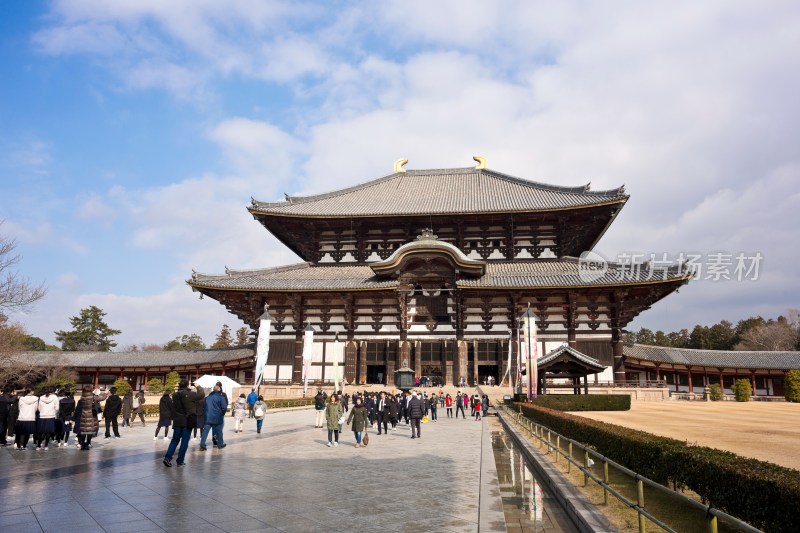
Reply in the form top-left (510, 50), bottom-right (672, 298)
top-left (253, 310), bottom-right (271, 389)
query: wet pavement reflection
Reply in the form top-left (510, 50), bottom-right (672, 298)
top-left (489, 418), bottom-right (578, 532)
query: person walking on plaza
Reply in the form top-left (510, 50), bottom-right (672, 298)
top-left (133, 390), bottom-right (147, 427)
top-left (347, 396), bottom-right (368, 448)
top-left (57, 388), bottom-right (75, 447)
top-left (121, 390), bottom-right (133, 427)
top-left (482, 394), bottom-right (490, 417)
top-left (14, 389), bottom-right (38, 450)
top-left (73, 385), bottom-right (99, 451)
top-left (253, 395), bottom-right (267, 434)
top-left (163, 381), bottom-right (205, 467)
top-left (233, 393), bottom-right (247, 432)
top-left (103, 386), bottom-right (122, 439)
top-left (314, 388), bottom-right (326, 428)
top-left (155, 390), bottom-right (173, 440)
top-left (388, 394), bottom-right (399, 431)
top-left (455, 392), bottom-right (466, 419)
top-left (375, 392), bottom-right (388, 435)
top-left (247, 388), bottom-right (257, 418)
top-left (408, 392), bottom-right (424, 439)
top-left (475, 396), bottom-right (482, 422)
top-left (200, 382), bottom-right (228, 452)
top-left (445, 394), bottom-right (453, 418)
top-left (325, 394), bottom-right (343, 447)
top-left (200, 382), bottom-right (227, 451)
top-left (35, 388), bottom-right (59, 450)
top-left (0, 386), bottom-right (12, 447)
top-left (428, 392), bottom-right (438, 422)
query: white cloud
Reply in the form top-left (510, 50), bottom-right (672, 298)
top-left (21, 0), bottom-right (800, 339)
top-left (76, 195), bottom-right (115, 222)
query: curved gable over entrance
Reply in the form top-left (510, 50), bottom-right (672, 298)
top-left (370, 229), bottom-right (486, 278)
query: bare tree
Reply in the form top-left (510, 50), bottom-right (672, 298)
top-left (735, 320), bottom-right (799, 351)
top-left (0, 221), bottom-right (47, 314)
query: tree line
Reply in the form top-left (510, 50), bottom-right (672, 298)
top-left (625, 310), bottom-right (800, 351)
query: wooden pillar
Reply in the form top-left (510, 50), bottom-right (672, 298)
top-left (472, 340), bottom-right (479, 386)
top-left (413, 341), bottom-right (422, 380)
top-left (386, 340), bottom-right (395, 386)
top-left (719, 369), bottom-right (725, 391)
top-left (457, 340), bottom-right (468, 387)
top-left (94, 370), bottom-right (99, 388)
top-left (345, 340), bottom-right (358, 385)
top-left (611, 326), bottom-right (625, 384)
top-left (654, 364), bottom-right (661, 382)
top-left (359, 341), bottom-right (368, 384)
top-left (584, 375), bottom-right (589, 395)
top-left (751, 371), bottom-right (757, 397)
top-left (292, 332), bottom-right (304, 384)
top-left (687, 367), bottom-right (693, 394)
top-left (144, 369), bottom-right (149, 387)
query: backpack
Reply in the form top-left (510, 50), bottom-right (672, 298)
top-left (132, 397), bottom-right (140, 409)
top-left (255, 404), bottom-right (265, 417)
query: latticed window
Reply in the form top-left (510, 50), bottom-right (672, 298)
top-left (477, 342), bottom-right (498, 361)
top-left (366, 342), bottom-right (385, 362)
top-left (420, 342), bottom-right (442, 362)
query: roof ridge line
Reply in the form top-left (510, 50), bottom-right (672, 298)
top-left (250, 167), bottom-right (627, 210)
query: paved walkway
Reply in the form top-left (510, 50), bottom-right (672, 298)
top-left (0, 407), bottom-right (506, 533)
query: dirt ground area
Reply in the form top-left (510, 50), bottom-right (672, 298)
top-left (575, 401), bottom-right (800, 470)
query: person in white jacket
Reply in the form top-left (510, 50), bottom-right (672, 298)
top-left (36, 387), bottom-right (59, 450)
top-left (15, 390), bottom-right (38, 450)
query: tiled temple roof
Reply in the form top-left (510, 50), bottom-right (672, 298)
top-left (625, 344), bottom-right (800, 370)
top-left (538, 344), bottom-right (607, 371)
top-left (3, 346), bottom-right (255, 370)
top-left (189, 258), bottom-right (688, 292)
top-left (249, 167), bottom-right (627, 217)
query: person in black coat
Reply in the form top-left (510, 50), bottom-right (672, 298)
top-left (0, 387), bottom-right (11, 446)
top-left (375, 392), bottom-right (388, 435)
top-left (163, 380), bottom-right (205, 467)
top-left (155, 390), bottom-right (173, 440)
top-left (103, 387), bottom-right (123, 439)
top-left (408, 393), bottom-right (425, 439)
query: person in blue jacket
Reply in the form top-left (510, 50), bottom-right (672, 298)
top-left (246, 388), bottom-right (258, 418)
top-left (199, 382), bottom-right (228, 451)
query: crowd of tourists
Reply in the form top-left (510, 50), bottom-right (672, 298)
top-left (1, 380), bottom-right (493, 463)
top-left (313, 388), bottom-right (490, 448)
top-left (0, 382), bottom-right (268, 460)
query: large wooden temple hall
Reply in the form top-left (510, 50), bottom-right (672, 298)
top-left (187, 158), bottom-right (690, 387)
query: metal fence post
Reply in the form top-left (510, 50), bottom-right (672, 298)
top-left (584, 450), bottom-right (590, 487)
top-left (567, 442), bottom-right (572, 473)
top-left (637, 478), bottom-right (646, 533)
top-left (603, 460), bottom-right (609, 505)
top-left (708, 515), bottom-right (718, 533)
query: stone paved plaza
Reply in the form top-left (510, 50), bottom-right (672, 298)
top-left (0, 406), bottom-right (507, 533)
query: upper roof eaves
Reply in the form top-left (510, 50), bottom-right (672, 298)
top-left (248, 167), bottom-right (628, 217)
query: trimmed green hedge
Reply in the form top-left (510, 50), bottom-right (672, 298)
top-left (514, 403), bottom-right (800, 532)
top-left (530, 394), bottom-right (630, 411)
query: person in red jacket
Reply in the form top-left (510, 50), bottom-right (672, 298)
top-left (445, 394), bottom-right (453, 418)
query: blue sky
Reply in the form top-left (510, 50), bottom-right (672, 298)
top-left (1, 1), bottom-right (799, 349)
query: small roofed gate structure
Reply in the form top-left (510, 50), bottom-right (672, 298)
top-left (537, 345), bottom-right (606, 395)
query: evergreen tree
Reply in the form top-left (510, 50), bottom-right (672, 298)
top-left (164, 334), bottom-right (205, 351)
top-left (211, 324), bottom-right (233, 349)
top-left (54, 305), bottom-right (121, 351)
top-left (235, 326), bottom-right (249, 346)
